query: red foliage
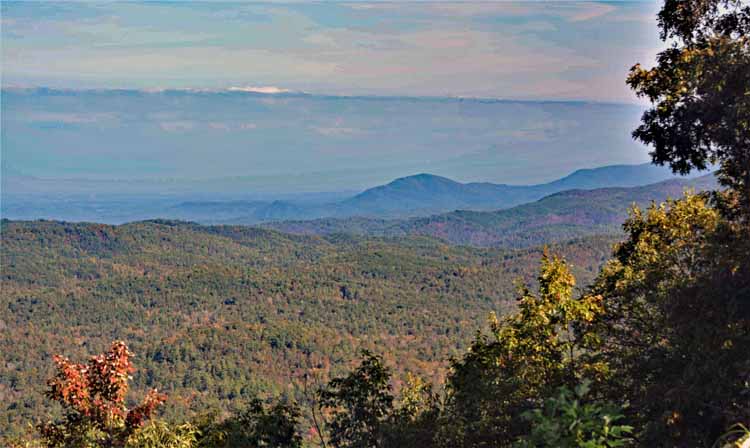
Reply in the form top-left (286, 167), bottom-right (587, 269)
top-left (125, 389), bottom-right (167, 431)
top-left (40, 341), bottom-right (166, 446)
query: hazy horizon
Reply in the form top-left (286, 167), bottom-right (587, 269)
top-left (2, 1), bottom-right (665, 196)
top-left (2, 88), bottom-right (654, 195)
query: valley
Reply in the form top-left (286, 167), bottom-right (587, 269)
top-left (0, 219), bottom-right (615, 435)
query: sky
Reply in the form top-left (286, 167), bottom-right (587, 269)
top-left (1, 1), bottom-right (662, 102)
top-left (1, 1), bottom-right (666, 194)
top-left (2, 89), bottom-right (650, 192)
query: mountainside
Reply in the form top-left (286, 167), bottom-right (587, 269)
top-left (209, 163), bottom-right (696, 224)
top-left (0, 219), bottom-right (616, 436)
top-left (266, 174), bottom-right (719, 248)
top-left (336, 173), bottom-right (541, 216)
top-left (542, 163), bottom-right (689, 191)
top-left (338, 173), bottom-right (477, 214)
top-left (333, 163), bottom-right (693, 218)
top-left (2, 163), bottom-right (695, 225)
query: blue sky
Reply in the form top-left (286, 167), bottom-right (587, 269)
top-left (1, 1), bottom-right (662, 103)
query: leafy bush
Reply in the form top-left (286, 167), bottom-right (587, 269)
top-left (195, 398), bottom-right (302, 448)
top-left (126, 421), bottom-right (199, 448)
top-left (515, 381), bottom-right (633, 448)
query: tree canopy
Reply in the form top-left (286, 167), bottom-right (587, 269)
top-left (628, 0), bottom-right (750, 215)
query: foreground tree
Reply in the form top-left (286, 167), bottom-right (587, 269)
top-left (440, 253), bottom-right (604, 447)
top-left (615, 0), bottom-right (750, 443)
top-left (578, 193), bottom-right (750, 445)
top-left (318, 350), bottom-right (394, 448)
top-left (715, 424), bottom-right (750, 448)
top-left (195, 397), bottom-right (302, 448)
top-left (628, 0), bottom-right (750, 216)
top-left (380, 374), bottom-right (440, 448)
top-left (39, 341), bottom-right (166, 448)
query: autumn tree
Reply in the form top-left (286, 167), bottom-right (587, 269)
top-left (440, 253), bottom-right (604, 447)
top-left (38, 341), bottom-right (166, 448)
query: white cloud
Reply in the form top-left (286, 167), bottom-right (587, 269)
top-left (310, 125), bottom-right (362, 137)
top-left (226, 86), bottom-right (293, 94)
top-left (563, 2), bottom-right (617, 22)
top-left (1, 1), bottom-right (660, 103)
top-left (359, 2), bottom-right (614, 22)
top-left (424, 3), bottom-right (539, 17)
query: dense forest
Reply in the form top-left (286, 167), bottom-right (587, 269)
top-left (0, 219), bottom-right (615, 439)
top-left (2, 0), bottom-right (749, 446)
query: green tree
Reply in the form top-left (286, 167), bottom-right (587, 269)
top-left (319, 350), bottom-right (394, 448)
top-left (441, 253), bottom-right (604, 447)
top-left (195, 398), bottom-right (302, 448)
top-left (514, 381), bottom-right (633, 448)
top-left (578, 193), bottom-right (750, 445)
top-left (627, 0), bottom-right (750, 215)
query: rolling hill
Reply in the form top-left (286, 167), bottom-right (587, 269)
top-left (0, 219), bottom-right (616, 436)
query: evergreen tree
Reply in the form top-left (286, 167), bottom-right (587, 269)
top-left (319, 351), bottom-right (394, 448)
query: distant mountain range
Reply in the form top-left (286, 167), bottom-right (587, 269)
top-left (2, 162), bottom-right (708, 225)
top-left (335, 163), bottom-right (691, 214)
top-left (175, 163), bottom-right (698, 224)
top-left (265, 173), bottom-right (718, 248)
